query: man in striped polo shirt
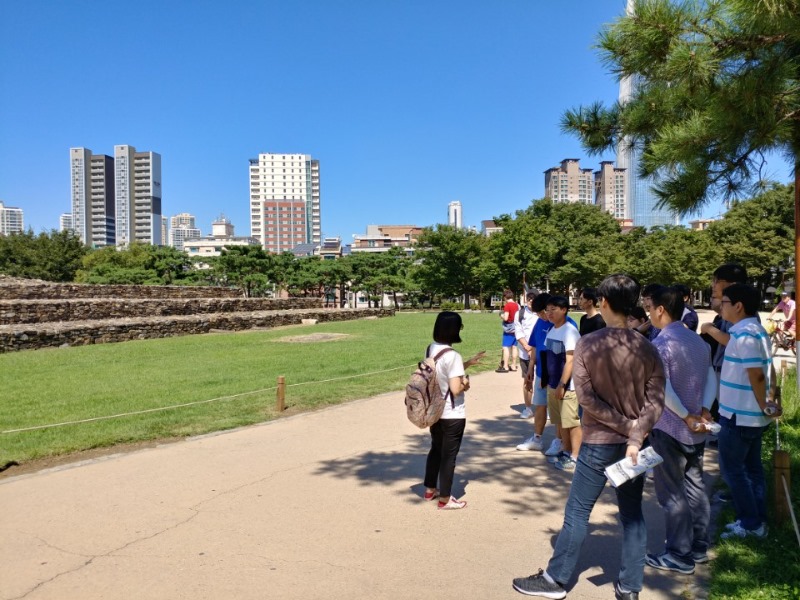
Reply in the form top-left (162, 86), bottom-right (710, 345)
top-left (717, 283), bottom-right (775, 539)
top-left (645, 287), bottom-right (717, 575)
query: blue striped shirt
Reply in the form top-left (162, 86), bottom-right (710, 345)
top-left (719, 317), bottom-right (771, 427)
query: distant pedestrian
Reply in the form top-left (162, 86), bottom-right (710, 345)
top-left (423, 312), bottom-right (485, 510)
top-left (673, 284), bottom-right (699, 331)
top-left (578, 287), bottom-right (605, 336)
top-left (768, 290), bottom-right (796, 340)
top-left (498, 289), bottom-right (520, 373)
top-left (645, 286), bottom-right (716, 575)
top-left (515, 291), bottom-right (540, 419)
top-left (512, 274), bottom-right (665, 600)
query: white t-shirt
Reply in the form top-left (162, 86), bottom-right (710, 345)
top-left (514, 306), bottom-right (538, 360)
top-left (543, 322), bottom-right (580, 391)
top-left (427, 342), bottom-right (466, 419)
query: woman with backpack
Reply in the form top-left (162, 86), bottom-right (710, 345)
top-left (423, 311), bottom-right (485, 510)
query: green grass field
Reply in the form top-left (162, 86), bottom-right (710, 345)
top-left (0, 312), bottom-right (507, 464)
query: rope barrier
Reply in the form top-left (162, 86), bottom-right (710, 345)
top-left (782, 474), bottom-right (800, 549)
top-left (0, 363), bottom-right (417, 435)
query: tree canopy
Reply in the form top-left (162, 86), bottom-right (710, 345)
top-left (561, 0), bottom-right (800, 214)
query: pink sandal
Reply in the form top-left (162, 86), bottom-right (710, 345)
top-left (424, 489), bottom-right (439, 501)
top-left (437, 497), bottom-right (467, 510)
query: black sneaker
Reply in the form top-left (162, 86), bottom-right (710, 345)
top-left (614, 581), bottom-right (639, 600)
top-left (512, 569), bottom-right (566, 598)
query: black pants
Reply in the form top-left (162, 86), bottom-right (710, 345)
top-left (424, 418), bottom-right (466, 498)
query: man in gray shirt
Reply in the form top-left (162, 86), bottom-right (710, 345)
top-left (512, 274), bottom-right (665, 600)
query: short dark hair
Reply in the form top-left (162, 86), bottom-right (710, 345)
top-left (532, 293), bottom-right (551, 312)
top-left (581, 287), bottom-right (598, 306)
top-left (526, 291), bottom-right (538, 302)
top-left (641, 283), bottom-right (666, 298)
top-left (503, 289), bottom-right (515, 300)
top-left (722, 283), bottom-right (760, 316)
top-left (546, 295), bottom-right (569, 310)
top-left (629, 306), bottom-right (648, 322)
top-left (713, 263), bottom-right (748, 284)
top-left (651, 286), bottom-right (685, 322)
top-left (672, 284), bottom-right (691, 299)
top-left (597, 274), bottom-right (641, 316)
top-left (433, 311), bottom-right (462, 345)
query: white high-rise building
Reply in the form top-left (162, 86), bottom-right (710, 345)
top-left (59, 213), bottom-right (73, 232)
top-left (70, 148), bottom-right (115, 247)
top-left (114, 144), bottom-right (162, 247)
top-left (249, 152), bottom-right (321, 253)
top-left (0, 201), bottom-right (24, 235)
top-left (616, 0), bottom-right (678, 229)
top-left (448, 201), bottom-right (463, 229)
top-left (168, 212), bottom-right (201, 251)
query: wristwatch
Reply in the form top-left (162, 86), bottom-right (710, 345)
top-left (557, 382), bottom-right (567, 390)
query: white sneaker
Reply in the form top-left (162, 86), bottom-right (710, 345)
top-left (516, 436), bottom-right (543, 451)
top-left (721, 522), bottom-right (768, 540)
top-left (543, 439), bottom-right (562, 457)
top-left (519, 407), bottom-right (534, 419)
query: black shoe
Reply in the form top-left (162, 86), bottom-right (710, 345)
top-left (512, 569), bottom-right (566, 598)
top-left (614, 581), bottom-right (639, 600)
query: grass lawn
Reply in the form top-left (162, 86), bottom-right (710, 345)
top-left (0, 311), bottom-right (519, 465)
top-left (709, 366), bottom-right (800, 600)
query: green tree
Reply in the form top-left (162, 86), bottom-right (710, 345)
top-left (214, 245), bottom-right (271, 297)
top-left (562, 0), bottom-right (800, 216)
top-left (707, 183), bottom-right (795, 292)
top-left (414, 225), bottom-right (487, 308)
top-left (0, 229), bottom-right (88, 282)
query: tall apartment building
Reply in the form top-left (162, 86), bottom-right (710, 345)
top-left (168, 213), bottom-right (201, 251)
top-left (114, 145), bottom-right (162, 247)
top-left (544, 159), bottom-right (595, 204)
top-left (616, 0), bottom-right (678, 229)
top-left (0, 201), bottom-right (24, 235)
top-left (70, 148), bottom-right (116, 247)
top-left (448, 201), bottom-right (463, 229)
top-left (594, 161), bottom-right (628, 220)
top-left (249, 152), bottom-right (321, 253)
top-left (59, 213), bottom-right (73, 232)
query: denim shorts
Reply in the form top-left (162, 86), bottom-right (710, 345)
top-left (532, 375), bottom-right (548, 406)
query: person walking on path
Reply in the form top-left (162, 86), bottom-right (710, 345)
top-left (645, 286), bottom-right (717, 575)
top-left (515, 291), bottom-right (540, 419)
top-left (498, 289), bottom-right (520, 373)
top-left (423, 311), bottom-right (485, 510)
top-left (512, 274), bottom-right (665, 600)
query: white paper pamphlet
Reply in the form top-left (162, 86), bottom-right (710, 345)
top-left (604, 446), bottom-right (663, 488)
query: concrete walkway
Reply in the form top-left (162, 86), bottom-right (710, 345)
top-left (2, 365), bottom-right (718, 600)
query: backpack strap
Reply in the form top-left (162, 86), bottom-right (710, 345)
top-left (431, 347), bottom-right (455, 407)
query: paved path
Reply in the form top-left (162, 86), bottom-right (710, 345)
top-left (1, 310), bottom-right (791, 600)
top-left (3, 371), bottom-right (716, 600)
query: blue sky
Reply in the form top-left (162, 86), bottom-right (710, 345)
top-left (0, 1), bottom-right (792, 241)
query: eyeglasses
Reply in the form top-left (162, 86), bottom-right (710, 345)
top-left (719, 299), bottom-right (732, 304)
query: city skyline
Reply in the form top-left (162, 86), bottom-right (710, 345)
top-left (1, 2), bottom-right (792, 241)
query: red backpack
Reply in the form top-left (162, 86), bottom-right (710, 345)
top-left (404, 347), bottom-right (454, 428)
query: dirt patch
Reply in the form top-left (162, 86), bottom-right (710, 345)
top-left (277, 333), bottom-right (351, 343)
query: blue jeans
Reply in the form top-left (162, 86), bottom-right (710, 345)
top-left (547, 443), bottom-right (647, 592)
top-left (718, 415), bottom-right (767, 530)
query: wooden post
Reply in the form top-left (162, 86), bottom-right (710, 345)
top-left (775, 450), bottom-right (792, 525)
top-left (276, 376), bottom-right (285, 412)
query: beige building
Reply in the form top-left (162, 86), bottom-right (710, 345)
top-left (351, 225), bottom-right (422, 254)
top-left (480, 220), bottom-right (503, 236)
top-left (70, 148), bottom-right (116, 247)
top-left (594, 161), bottom-right (628, 220)
top-left (183, 216), bottom-right (257, 258)
top-left (544, 158), bottom-right (595, 204)
top-left (689, 218), bottom-right (716, 231)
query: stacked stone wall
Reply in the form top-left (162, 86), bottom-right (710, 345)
top-left (0, 281), bottom-right (241, 300)
top-left (0, 309), bottom-right (393, 352)
top-left (0, 297), bottom-right (323, 325)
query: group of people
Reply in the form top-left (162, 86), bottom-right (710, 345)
top-left (421, 266), bottom-right (782, 600)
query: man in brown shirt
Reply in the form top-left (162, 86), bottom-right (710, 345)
top-left (513, 274), bottom-right (665, 600)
